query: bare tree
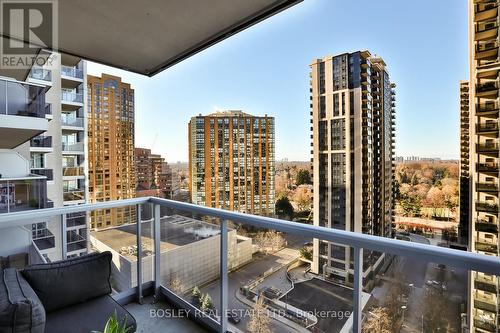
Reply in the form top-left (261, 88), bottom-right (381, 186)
top-left (247, 295), bottom-right (272, 333)
top-left (362, 307), bottom-right (392, 333)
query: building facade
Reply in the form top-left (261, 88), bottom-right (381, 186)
top-left (135, 147), bottom-right (176, 199)
top-left (87, 74), bottom-right (136, 229)
top-left (188, 110), bottom-right (275, 216)
top-left (460, 80), bottom-right (471, 246)
top-left (27, 53), bottom-right (89, 260)
top-left (468, 1), bottom-right (500, 331)
top-left (310, 51), bottom-right (396, 287)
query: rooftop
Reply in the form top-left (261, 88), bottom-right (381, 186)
top-left (91, 215), bottom-right (222, 260)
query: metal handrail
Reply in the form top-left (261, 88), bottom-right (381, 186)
top-left (0, 196), bottom-right (499, 333)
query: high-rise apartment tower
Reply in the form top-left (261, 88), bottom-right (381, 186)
top-left (87, 74), bottom-right (135, 229)
top-left (310, 50), bottom-right (396, 287)
top-left (188, 110), bottom-right (275, 216)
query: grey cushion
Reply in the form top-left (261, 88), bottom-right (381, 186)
top-left (21, 252), bottom-right (112, 312)
top-left (45, 295), bottom-right (136, 333)
top-left (0, 268), bottom-right (46, 333)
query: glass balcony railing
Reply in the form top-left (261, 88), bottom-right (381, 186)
top-left (29, 68), bottom-right (52, 82)
top-left (32, 228), bottom-right (55, 251)
top-left (61, 91), bottom-right (84, 104)
top-left (477, 163), bottom-right (499, 173)
top-left (61, 65), bottom-right (84, 79)
top-left (63, 190), bottom-right (85, 201)
top-left (477, 122), bottom-right (499, 132)
top-left (476, 81), bottom-right (498, 93)
top-left (476, 201), bottom-right (499, 213)
top-left (0, 79), bottom-right (46, 118)
top-left (61, 117), bottom-right (84, 127)
top-left (476, 182), bottom-right (499, 192)
top-left (63, 166), bottom-right (84, 177)
top-left (31, 168), bottom-right (54, 181)
top-left (0, 197), bottom-right (498, 333)
top-left (0, 176), bottom-right (48, 214)
top-left (476, 143), bottom-right (499, 153)
top-left (62, 142), bottom-right (84, 152)
top-left (30, 135), bottom-right (52, 148)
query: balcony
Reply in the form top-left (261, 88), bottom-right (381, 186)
top-left (61, 116), bottom-right (85, 129)
top-left (474, 293), bottom-right (498, 313)
top-left (477, 122), bottom-right (499, 134)
top-left (0, 176), bottom-right (48, 214)
top-left (63, 190), bottom-right (85, 202)
top-left (61, 91), bottom-right (84, 104)
top-left (476, 219), bottom-right (499, 233)
top-left (0, 79), bottom-right (48, 149)
top-left (0, 197), bottom-right (498, 333)
top-left (30, 135), bottom-right (52, 150)
top-left (33, 228), bottom-right (55, 251)
top-left (476, 143), bottom-right (499, 154)
top-left (28, 68), bottom-right (52, 83)
top-left (31, 168), bottom-right (54, 181)
top-left (476, 81), bottom-right (498, 98)
top-left (475, 4), bottom-right (498, 22)
top-left (476, 42), bottom-right (498, 60)
top-left (477, 163), bottom-right (499, 173)
top-left (63, 166), bottom-right (85, 177)
top-left (475, 241), bottom-right (498, 253)
top-left (61, 65), bottom-right (84, 80)
top-left (476, 181), bottom-right (499, 192)
top-left (66, 212), bottom-right (87, 228)
top-left (477, 103), bottom-right (499, 117)
top-left (62, 142), bottom-right (85, 154)
top-left (475, 25), bottom-right (498, 41)
top-left (476, 201), bottom-right (499, 213)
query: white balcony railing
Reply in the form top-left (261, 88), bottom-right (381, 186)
top-left (0, 197), bottom-right (499, 333)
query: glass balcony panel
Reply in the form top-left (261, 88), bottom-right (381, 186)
top-left (0, 178), bottom-right (47, 214)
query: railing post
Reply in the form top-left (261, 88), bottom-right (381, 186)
top-left (61, 214), bottom-right (67, 259)
top-left (353, 247), bottom-right (363, 333)
top-left (136, 204), bottom-right (143, 304)
top-left (220, 220), bottom-right (228, 333)
top-left (154, 204), bottom-right (161, 300)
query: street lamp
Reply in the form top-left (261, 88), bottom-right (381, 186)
top-left (401, 305), bottom-right (407, 322)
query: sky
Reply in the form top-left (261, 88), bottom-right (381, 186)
top-left (87, 0), bottom-right (468, 163)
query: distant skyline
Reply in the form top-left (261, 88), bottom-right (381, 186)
top-left (87, 0), bottom-right (468, 163)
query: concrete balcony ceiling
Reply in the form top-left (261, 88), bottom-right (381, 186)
top-left (0, 0), bottom-right (301, 78)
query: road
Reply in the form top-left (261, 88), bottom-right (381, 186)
top-left (383, 233), bottom-right (467, 332)
top-left (198, 248), bottom-right (300, 332)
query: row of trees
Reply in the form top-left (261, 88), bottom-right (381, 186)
top-left (396, 162), bottom-right (459, 219)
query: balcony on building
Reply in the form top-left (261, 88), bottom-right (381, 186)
top-left (477, 162), bottom-right (499, 174)
top-left (66, 212), bottom-right (87, 229)
top-left (30, 134), bottom-right (53, 152)
top-left (61, 89), bottom-right (84, 106)
top-left (476, 142), bottom-right (499, 155)
top-left (476, 81), bottom-right (499, 98)
top-left (61, 64), bottom-right (84, 88)
top-left (0, 176), bottom-right (48, 214)
top-left (476, 218), bottom-right (499, 233)
top-left (66, 229), bottom-right (87, 254)
top-left (0, 79), bottom-right (48, 149)
top-left (28, 68), bottom-right (53, 86)
top-left (475, 21), bottom-right (498, 41)
top-left (476, 201), bottom-right (499, 213)
top-left (62, 141), bottom-right (85, 154)
top-left (475, 41), bottom-right (498, 61)
top-left (31, 168), bottom-right (54, 181)
top-left (32, 226), bottom-right (56, 251)
top-left (475, 2), bottom-right (498, 22)
top-left (63, 166), bottom-right (85, 178)
top-left (477, 122), bottom-right (499, 135)
top-left (477, 102), bottom-right (499, 118)
top-left (61, 114), bottom-right (85, 130)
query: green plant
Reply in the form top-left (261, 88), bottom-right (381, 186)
top-left (93, 311), bottom-right (131, 333)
